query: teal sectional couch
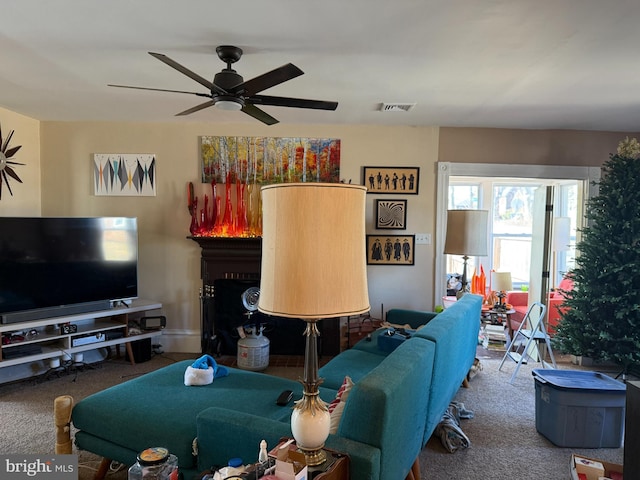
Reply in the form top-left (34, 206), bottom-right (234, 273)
top-left (71, 294), bottom-right (481, 480)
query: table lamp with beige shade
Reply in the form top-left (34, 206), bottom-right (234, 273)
top-left (443, 209), bottom-right (489, 298)
top-left (491, 271), bottom-right (513, 311)
top-left (258, 182), bottom-right (370, 466)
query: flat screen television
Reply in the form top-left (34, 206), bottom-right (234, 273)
top-left (0, 217), bottom-right (138, 324)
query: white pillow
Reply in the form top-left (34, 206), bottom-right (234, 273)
top-left (328, 376), bottom-right (353, 434)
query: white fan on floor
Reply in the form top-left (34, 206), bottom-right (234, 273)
top-left (241, 286), bottom-right (260, 319)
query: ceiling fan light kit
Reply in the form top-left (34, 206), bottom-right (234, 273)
top-left (109, 45), bottom-right (337, 125)
top-left (215, 98), bottom-right (244, 111)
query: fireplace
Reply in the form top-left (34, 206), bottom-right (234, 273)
top-left (190, 237), bottom-right (340, 357)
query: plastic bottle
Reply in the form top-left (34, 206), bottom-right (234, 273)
top-left (128, 447), bottom-right (178, 480)
top-left (213, 458), bottom-right (246, 480)
top-left (258, 440), bottom-right (268, 464)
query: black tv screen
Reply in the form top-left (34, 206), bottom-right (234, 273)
top-left (0, 217), bottom-right (138, 323)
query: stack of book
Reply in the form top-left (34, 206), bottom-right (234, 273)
top-left (483, 324), bottom-right (507, 351)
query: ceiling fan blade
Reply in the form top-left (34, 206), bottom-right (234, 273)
top-left (250, 94), bottom-right (338, 111)
top-left (149, 52), bottom-right (227, 95)
top-left (108, 84), bottom-right (211, 98)
top-left (176, 100), bottom-right (216, 116)
top-left (237, 63), bottom-right (304, 96)
top-left (241, 104), bottom-right (279, 125)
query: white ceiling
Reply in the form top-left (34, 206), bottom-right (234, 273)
top-left (3, 0), bottom-right (640, 131)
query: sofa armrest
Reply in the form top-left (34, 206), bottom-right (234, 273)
top-left (325, 435), bottom-right (381, 480)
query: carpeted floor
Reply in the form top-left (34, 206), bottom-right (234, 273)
top-left (0, 347), bottom-right (629, 479)
top-left (421, 348), bottom-right (627, 479)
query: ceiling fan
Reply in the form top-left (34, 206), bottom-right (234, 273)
top-left (108, 45), bottom-right (338, 125)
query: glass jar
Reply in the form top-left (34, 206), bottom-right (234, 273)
top-left (128, 447), bottom-right (179, 480)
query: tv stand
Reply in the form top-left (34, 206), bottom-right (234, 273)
top-left (0, 299), bottom-right (163, 384)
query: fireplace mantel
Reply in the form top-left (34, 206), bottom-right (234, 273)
top-left (189, 236), bottom-right (262, 283)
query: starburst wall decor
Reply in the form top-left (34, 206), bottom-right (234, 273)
top-left (0, 123), bottom-right (25, 199)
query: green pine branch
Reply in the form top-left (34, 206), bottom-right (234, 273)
top-left (553, 148), bottom-right (640, 372)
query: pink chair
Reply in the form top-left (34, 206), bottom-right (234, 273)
top-left (505, 277), bottom-right (574, 338)
top-left (505, 291), bottom-right (528, 331)
top-left (547, 277), bottom-right (574, 335)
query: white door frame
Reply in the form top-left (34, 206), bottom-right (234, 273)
top-left (435, 162), bottom-right (601, 306)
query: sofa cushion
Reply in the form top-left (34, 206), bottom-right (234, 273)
top-left (350, 329), bottom-right (390, 355)
top-left (318, 348), bottom-right (386, 390)
top-left (72, 360), bottom-right (305, 468)
top-left (195, 408), bottom-right (294, 473)
top-left (351, 309), bottom-right (437, 356)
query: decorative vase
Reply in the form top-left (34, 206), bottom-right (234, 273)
top-left (199, 208), bottom-right (206, 235)
top-left (189, 197), bottom-right (199, 236)
top-left (221, 173), bottom-right (234, 236)
top-left (210, 180), bottom-right (218, 235)
top-left (247, 183), bottom-right (262, 237)
top-left (202, 194), bottom-right (210, 234)
top-left (236, 181), bottom-right (248, 236)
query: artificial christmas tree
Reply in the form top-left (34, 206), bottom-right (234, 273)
top-left (553, 137), bottom-right (640, 379)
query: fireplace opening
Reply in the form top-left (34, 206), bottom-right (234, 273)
top-left (203, 278), bottom-right (306, 356)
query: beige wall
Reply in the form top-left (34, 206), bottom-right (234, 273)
top-left (0, 106), bottom-right (40, 215)
top-left (39, 121), bottom-right (439, 352)
top-left (439, 127), bottom-right (640, 166)
top-left (5, 118), bottom-right (636, 353)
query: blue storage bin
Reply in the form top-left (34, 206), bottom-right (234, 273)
top-left (532, 369), bottom-right (626, 448)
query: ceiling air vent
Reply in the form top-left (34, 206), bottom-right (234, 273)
top-left (380, 103), bottom-right (416, 112)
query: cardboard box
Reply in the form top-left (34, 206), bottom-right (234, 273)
top-left (573, 456), bottom-right (604, 480)
top-left (570, 454), bottom-right (623, 480)
top-left (272, 440), bottom-right (308, 480)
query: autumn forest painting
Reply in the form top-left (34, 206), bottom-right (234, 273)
top-left (200, 136), bottom-right (341, 185)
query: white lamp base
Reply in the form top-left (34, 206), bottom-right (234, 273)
top-left (290, 320), bottom-right (331, 466)
top-left (291, 398), bottom-right (330, 466)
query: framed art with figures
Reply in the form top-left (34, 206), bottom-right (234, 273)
top-left (366, 234), bottom-right (415, 265)
top-left (363, 166), bottom-right (419, 194)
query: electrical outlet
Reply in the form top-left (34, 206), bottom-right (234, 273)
top-left (415, 233), bottom-right (431, 245)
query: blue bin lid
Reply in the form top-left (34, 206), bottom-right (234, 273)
top-left (532, 369), bottom-right (626, 392)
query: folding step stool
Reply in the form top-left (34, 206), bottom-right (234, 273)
top-left (499, 301), bottom-right (556, 384)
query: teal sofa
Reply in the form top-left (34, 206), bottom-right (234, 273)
top-left (71, 294), bottom-right (481, 480)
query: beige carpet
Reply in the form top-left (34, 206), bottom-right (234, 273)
top-left (0, 348), bottom-right (629, 480)
top-left (421, 348), bottom-right (626, 479)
